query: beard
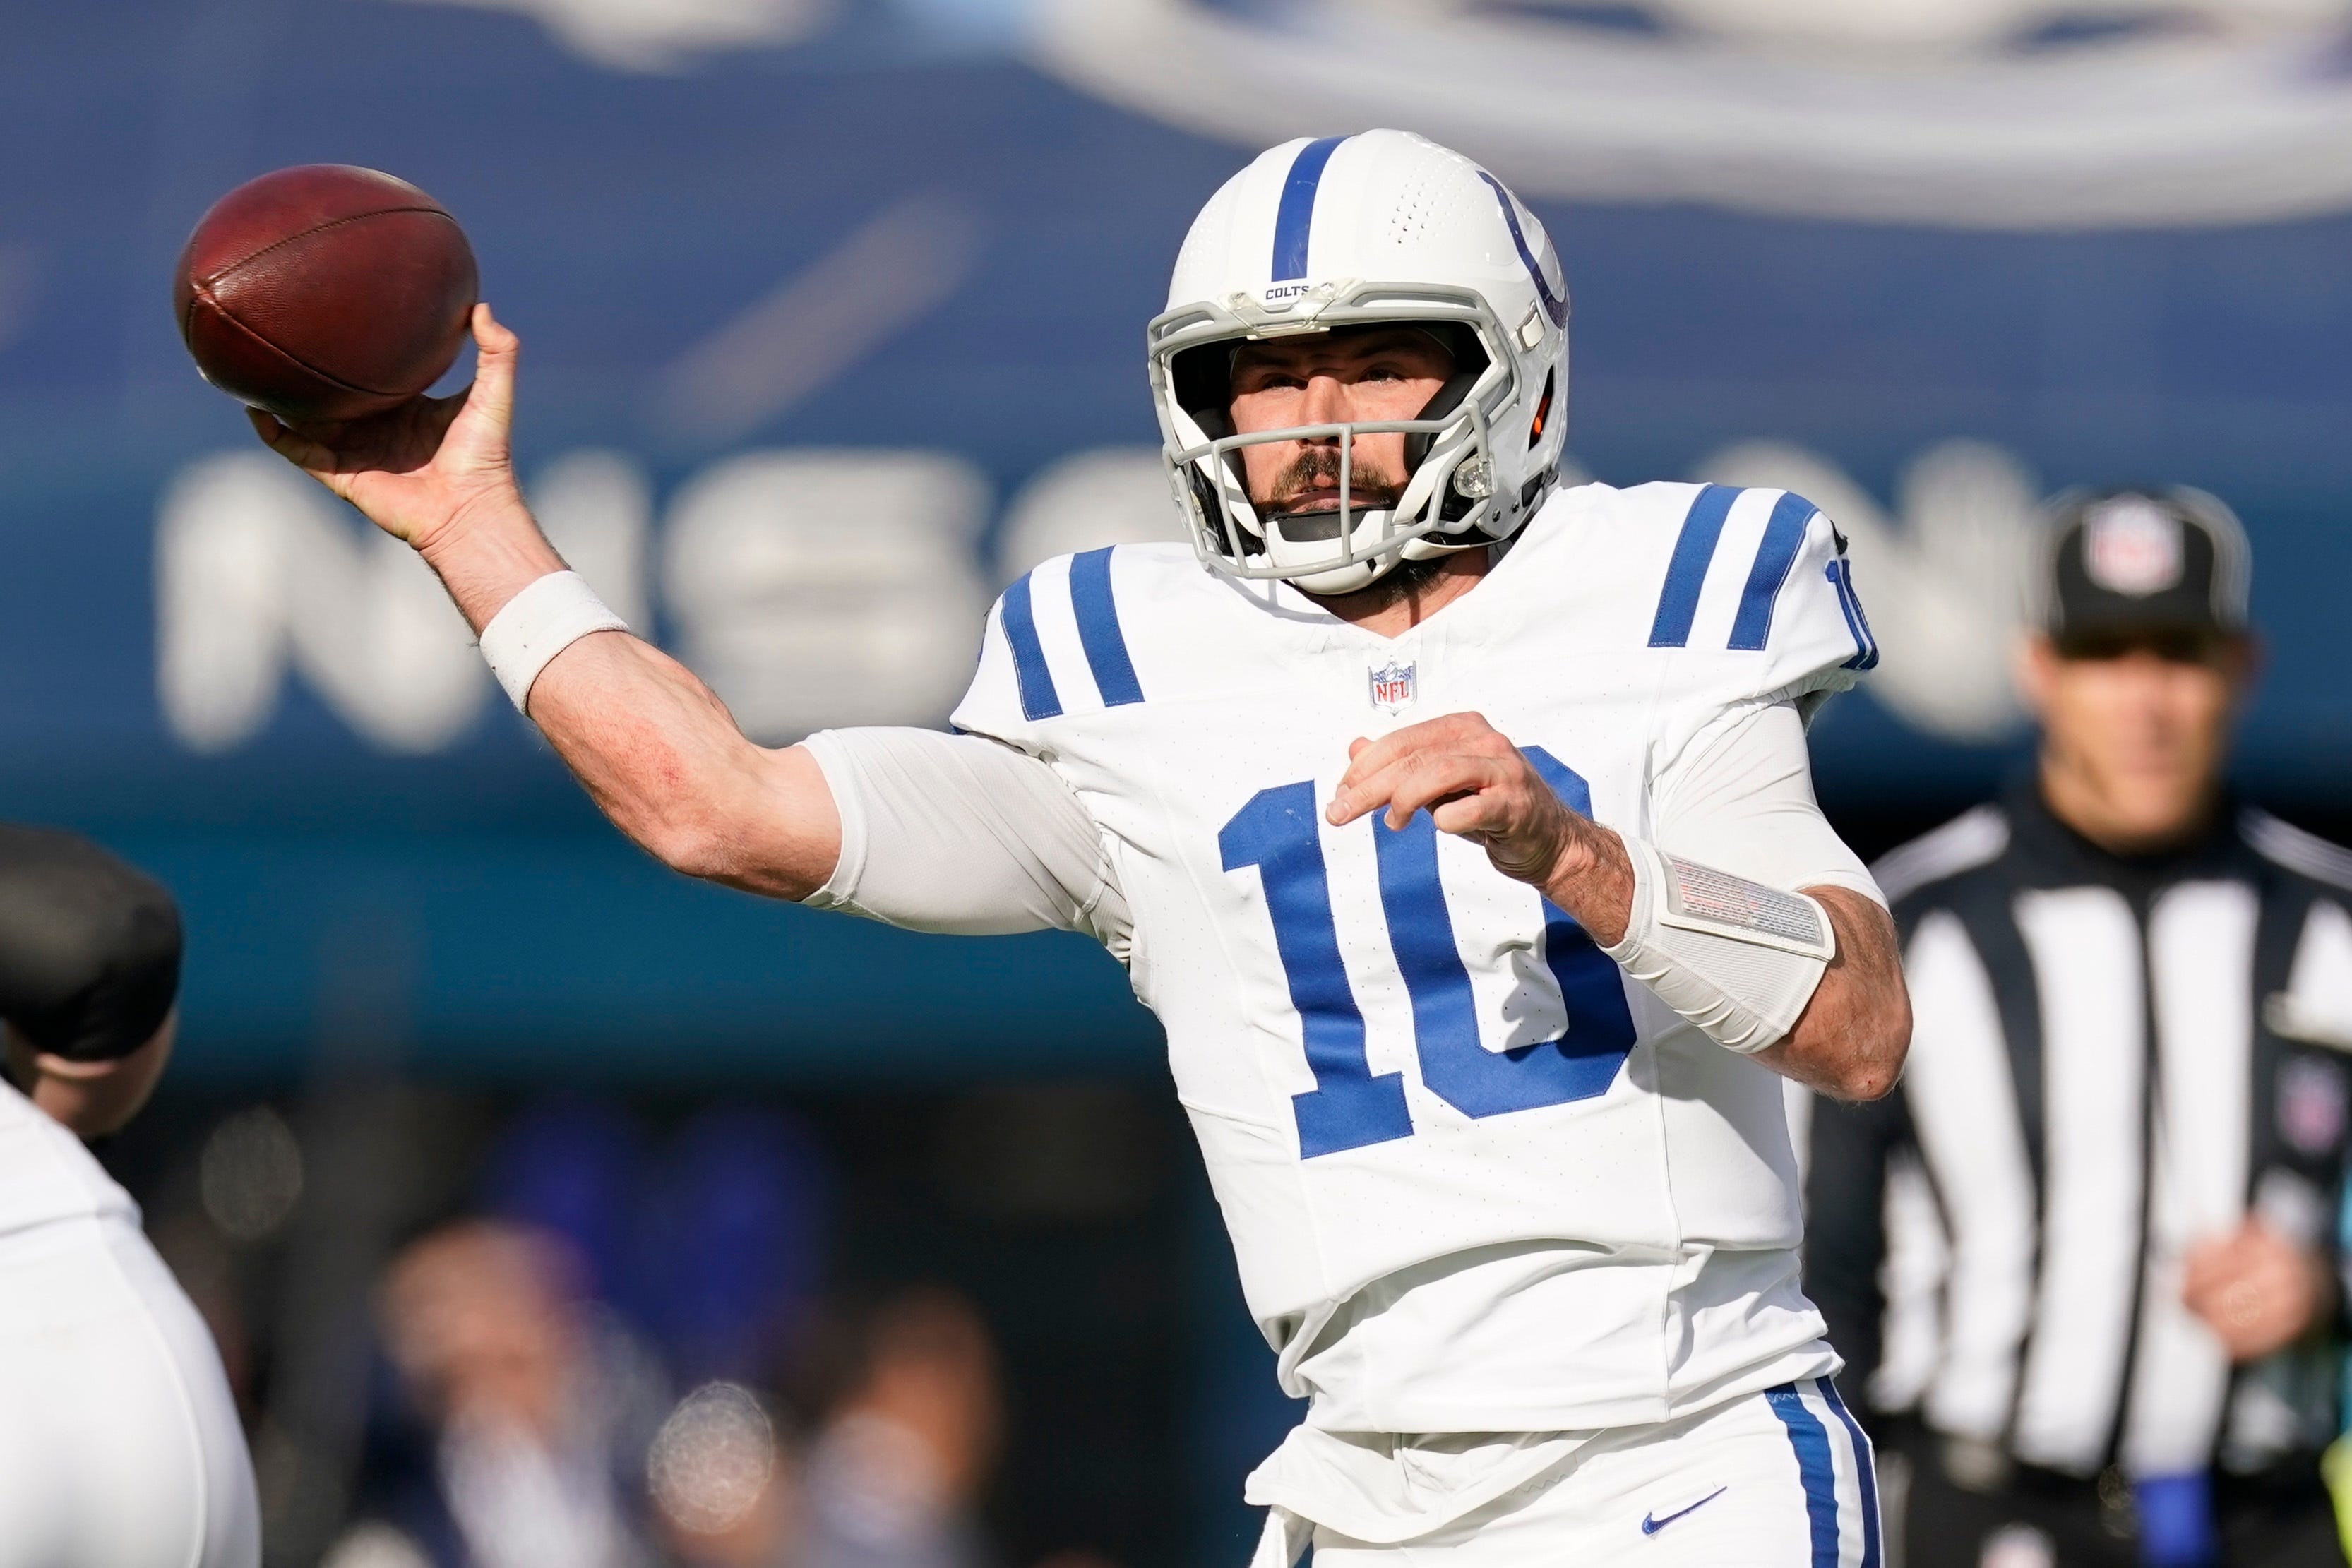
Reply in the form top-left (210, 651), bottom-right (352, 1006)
top-left (1314, 550), bottom-right (1460, 609)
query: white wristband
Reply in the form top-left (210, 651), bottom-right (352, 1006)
top-left (479, 571), bottom-right (628, 713)
top-left (1601, 834), bottom-right (1835, 1055)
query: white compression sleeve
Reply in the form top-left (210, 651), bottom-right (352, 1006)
top-left (1654, 700), bottom-right (1880, 906)
top-left (798, 728), bottom-right (1133, 959)
top-left (1600, 701), bottom-right (1880, 1055)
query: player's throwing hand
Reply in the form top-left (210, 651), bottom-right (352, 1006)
top-left (248, 302), bottom-right (523, 556)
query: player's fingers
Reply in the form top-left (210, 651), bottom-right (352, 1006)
top-left (1363, 713), bottom-right (1488, 767)
top-left (1383, 751), bottom-right (1507, 829)
top-left (1330, 719), bottom-right (1477, 821)
top-left (248, 407), bottom-right (335, 476)
top-left (1332, 710), bottom-right (1524, 825)
top-left (1330, 748), bottom-right (1404, 823)
top-left (464, 303), bottom-right (519, 425)
top-left (1412, 711), bottom-right (1512, 760)
top-left (473, 301), bottom-right (518, 354)
top-left (1427, 794), bottom-right (1504, 839)
top-left (1332, 741), bottom-right (1453, 825)
top-left (1335, 726), bottom-right (1423, 786)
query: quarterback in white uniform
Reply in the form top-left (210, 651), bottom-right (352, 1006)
top-left (252, 130), bottom-right (1910, 1564)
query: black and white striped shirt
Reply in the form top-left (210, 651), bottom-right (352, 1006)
top-left (1807, 784), bottom-right (2352, 1479)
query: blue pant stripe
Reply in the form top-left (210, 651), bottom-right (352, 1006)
top-left (1648, 484), bottom-right (1741, 648)
top-left (1068, 547), bottom-right (1144, 707)
top-left (1727, 491), bottom-right (1816, 650)
top-left (1271, 136), bottom-right (1347, 282)
top-left (1765, 1382), bottom-right (1841, 1568)
top-left (999, 573), bottom-right (1061, 722)
top-left (1817, 1377), bottom-right (1883, 1568)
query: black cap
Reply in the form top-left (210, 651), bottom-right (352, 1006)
top-left (2042, 486), bottom-right (2251, 643)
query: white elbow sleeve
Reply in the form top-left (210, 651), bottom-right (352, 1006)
top-left (1600, 835), bottom-right (1835, 1055)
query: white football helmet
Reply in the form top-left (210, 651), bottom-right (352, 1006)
top-left (1149, 129), bottom-right (1571, 595)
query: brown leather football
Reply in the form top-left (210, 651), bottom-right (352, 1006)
top-left (175, 164), bottom-right (478, 424)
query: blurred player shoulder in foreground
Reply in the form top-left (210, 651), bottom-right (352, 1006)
top-left (0, 825), bottom-right (260, 1568)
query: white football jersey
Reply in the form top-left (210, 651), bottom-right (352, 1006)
top-left (948, 479), bottom-right (1880, 1435)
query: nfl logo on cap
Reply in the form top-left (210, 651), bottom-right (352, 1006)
top-left (1368, 659), bottom-right (1416, 714)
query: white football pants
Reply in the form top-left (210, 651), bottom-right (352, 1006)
top-left (1282, 1378), bottom-right (1882, 1568)
top-left (0, 1084), bottom-right (261, 1568)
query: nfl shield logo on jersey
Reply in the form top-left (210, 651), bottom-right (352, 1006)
top-left (1368, 658), bottom-right (1417, 714)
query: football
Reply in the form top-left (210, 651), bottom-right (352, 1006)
top-left (174, 164), bottom-right (478, 424)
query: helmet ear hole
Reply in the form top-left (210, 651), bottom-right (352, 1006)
top-left (1528, 369), bottom-right (1554, 448)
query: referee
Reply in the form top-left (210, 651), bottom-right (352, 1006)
top-left (1808, 489), bottom-right (2352, 1568)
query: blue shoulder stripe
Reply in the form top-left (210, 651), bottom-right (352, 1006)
top-left (1068, 547), bottom-right (1144, 707)
top-left (1827, 558), bottom-right (1880, 671)
top-left (1648, 484), bottom-right (1741, 649)
top-left (1727, 491), bottom-right (1817, 651)
top-left (1272, 136), bottom-right (1347, 282)
top-left (999, 573), bottom-right (1062, 722)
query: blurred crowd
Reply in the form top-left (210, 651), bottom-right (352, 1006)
top-left (133, 1093), bottom-right (1141, 1568)
top-left (343, 1229), bottom-right (1000, 1568)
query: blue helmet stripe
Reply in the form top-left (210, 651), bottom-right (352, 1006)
top-left (1272, 136), bottom-right (1347, 282)
top-left (1476, 172), bottom-right (1568, 329)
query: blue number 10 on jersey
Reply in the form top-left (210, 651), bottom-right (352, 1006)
top-left (1219, 748), bottom-right (1637, 1159)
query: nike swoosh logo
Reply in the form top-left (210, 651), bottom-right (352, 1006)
top-left (1640, 1486), bottom-right (1728, 1535)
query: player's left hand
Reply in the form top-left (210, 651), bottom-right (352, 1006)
top-left (2182, 1219), bottom-right (2335, 1362)
top-left (1327, 712), bottom-right (1608, 894)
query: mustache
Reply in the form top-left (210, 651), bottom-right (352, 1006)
top-left (1253, 446), bottom-right (1406, 517)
